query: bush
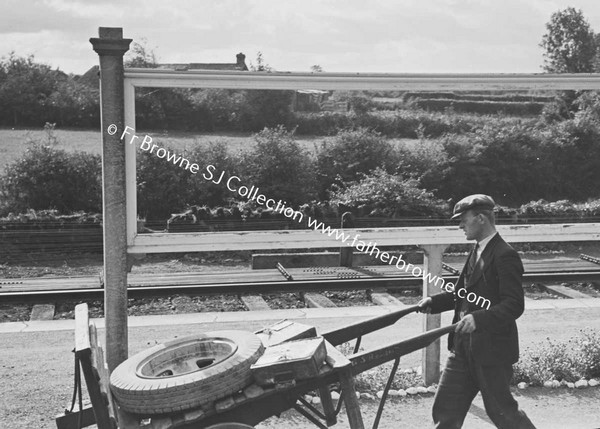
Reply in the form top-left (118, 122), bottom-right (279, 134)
top-left (0, 127), bottom-right (101, 215)
top-left (512, 330), bottom-right (600, 385)
top-left (291, 111), bottom-right (356, 135)
top-left (189, 89), bottom-right (245, 131)
top-left (241, 126), bottom-right (317, 206)
top-left (395, 138), bottom-right (448, 189)
top-left (132, 127), bottom-right (318, 221)
top-left (540, 98), bottom-right (571, 123)
top-left (136, 145), bottom-right (192, 221)
top-left (236, 90), bottom-right (294, 132)
top-left (329, 168), bottom-right (449, 218)
top-left (347, 94), bottom-right (375, 115)
top-left (577, 329), bottom-right (600, 379)
top-left (540, 109), bottom-right (600, 201)
top-left (410, 95), bottom-right (600, 206)
top-left (135, 88), bottom-right (197, 130)
top-left (516, 199), bottom-right (600, 222)
top-left (46, 79), bottom-right (99, 128)
top-left (513, 337), bottom-right (581, 385)
top-left (316, 128), bottom-right (398, 199)
top-left (430, 123), bottom-right (549, 206)
top-left (186, 140), bottom-right (243, 206)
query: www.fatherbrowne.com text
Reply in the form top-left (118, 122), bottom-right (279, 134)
top-left (116, 125), bottom-right (491, 311)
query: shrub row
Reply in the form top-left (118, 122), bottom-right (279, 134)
top-left (2, 92), bottom-right (600, 220)
top-left (3, 196), bottom-right (599, 245)
top-left (411, 102), bottom-right (600, 205)
top-left (0, 210), bottom-right (102, 259)
top-left (411, 99), bottom-right (545, 116)
top-left (513, 199), bottom-right (600, 220)
top-left (1, 197), bottom-right (599, 260)
top-left (3, 121), bottom-right (600, 220)
top-left (513, 329), bottom-right (600, 385)
top-left (135, 88), bottom-right (295, 132)
top-left (157, 197), bottom-right (600, 230)
top-left (400, 91), bottom-right (554, 103)
top-left (291, 110), bottom-right (535, 138)
top-left (0, 54), bottom-right (100, 128)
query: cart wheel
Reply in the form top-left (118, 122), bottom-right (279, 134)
top-left (205, 424), bottom-right (255, 429)
top-left (109, 330), bottom-right (264, 415)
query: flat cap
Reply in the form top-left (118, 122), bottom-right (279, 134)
top-left (451, 194), bottom-right (495, 219)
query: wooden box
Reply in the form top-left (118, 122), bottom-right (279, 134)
top-left (255, 320), bottom-right (316, 347)
top-left (251, 337), bottom-right (327, 386)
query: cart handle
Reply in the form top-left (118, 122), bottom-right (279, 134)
top-left (349, 323), bottom-right (457, 375)
top-left (321, 305), bottom-right (420, 346)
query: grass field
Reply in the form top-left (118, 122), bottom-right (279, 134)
top-left (0, 127), bottom-right (424, 172)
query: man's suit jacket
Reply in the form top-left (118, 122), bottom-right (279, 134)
top-left (430, 233), bottom-right (525, 366)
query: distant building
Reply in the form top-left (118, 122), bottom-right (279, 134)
top-left (78, 53), bottom-right (248, 87)
top-left (159, 53), bottom-right (248, 71)
top-left (292, 90), bottom-right (329, 112)
top-left (292, 90), bottom-right (348, 112)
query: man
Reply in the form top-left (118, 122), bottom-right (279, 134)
top-left (418, 194), bottom-right (536, 429)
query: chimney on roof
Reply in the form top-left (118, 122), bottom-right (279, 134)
top-left (236, 53), bottom-right (248, 71)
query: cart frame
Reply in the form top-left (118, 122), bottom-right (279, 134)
top-left (56, 303), bottom-right (455, 429)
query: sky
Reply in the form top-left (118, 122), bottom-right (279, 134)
top-left (1, 0), bottom-right (600, 75)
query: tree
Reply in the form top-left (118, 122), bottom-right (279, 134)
top-left (125, 38), bottom-right (158, 68)
top-left (249, 52), bottom-right (273, 72)
top-left (0, 53), bottom-right (60, 126)
top-left (593, 34), bottom-right (600, 72)
top-left (540, 8), bottom-right (597, 73)
top-left (310, 65), bottom-right (323, 73)
top-left (242, 126), bottom-right (317, 206)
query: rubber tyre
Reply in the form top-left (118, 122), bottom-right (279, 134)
top-left (109, 330), bottom-right (264, 415)
top-left (205, 424), bottom-right (255, 429)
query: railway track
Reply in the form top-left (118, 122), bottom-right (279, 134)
top-left (2, 256), bottom-right (599, 310)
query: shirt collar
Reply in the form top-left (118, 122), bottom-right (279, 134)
top-left (477, 231), bottom-right (497, 253)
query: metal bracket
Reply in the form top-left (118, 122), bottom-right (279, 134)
top-left (580, 254), bottom-right (600, 266)
top-left (442, 262), bottom-right (461, 275)
top-left (276, 262), bottom-right (294, 281)
top-left (294, 397), bottom-right (329, 429)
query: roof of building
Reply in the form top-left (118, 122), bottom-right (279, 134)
top-left (158, 62), bottom-right (247, 71)
top-left (78, 53), bottom-right (248, 87)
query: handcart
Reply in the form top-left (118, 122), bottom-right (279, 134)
top-left (56, 303), bottom-right (455, 429)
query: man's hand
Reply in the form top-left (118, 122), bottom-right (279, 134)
top-left (417, 297), bottom-right (432, 313)
top-left (455, 314), bottom-right (476, 334)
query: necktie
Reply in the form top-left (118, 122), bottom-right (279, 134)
top-left (459, 243), bottom-right (479, 320)
top-left (466, 243), bottom-right (479, 283)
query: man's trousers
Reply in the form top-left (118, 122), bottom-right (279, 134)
top-left (432, 335), bottom-right (536, 429)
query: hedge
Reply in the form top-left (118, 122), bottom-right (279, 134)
top-left (0, 210), bottom-right (102, 260)
top-left (2, 197), bottom-right (599, 260)
top-left (412, 99), bottom-right (545, 116)
top-left (400, 91), bottom-right (554, 103)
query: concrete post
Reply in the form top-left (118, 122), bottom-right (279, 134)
top-left (339, 212), bottom-right (355, 267)
top-left (419, 244), bottom-right (448, 385)
top-left (90, 27), bottom-right (132, 372)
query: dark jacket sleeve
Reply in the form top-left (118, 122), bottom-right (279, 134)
top-left (429, 290), bottom-right (456, 314)
top-left (470, 249), bottom-right (525, 331)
